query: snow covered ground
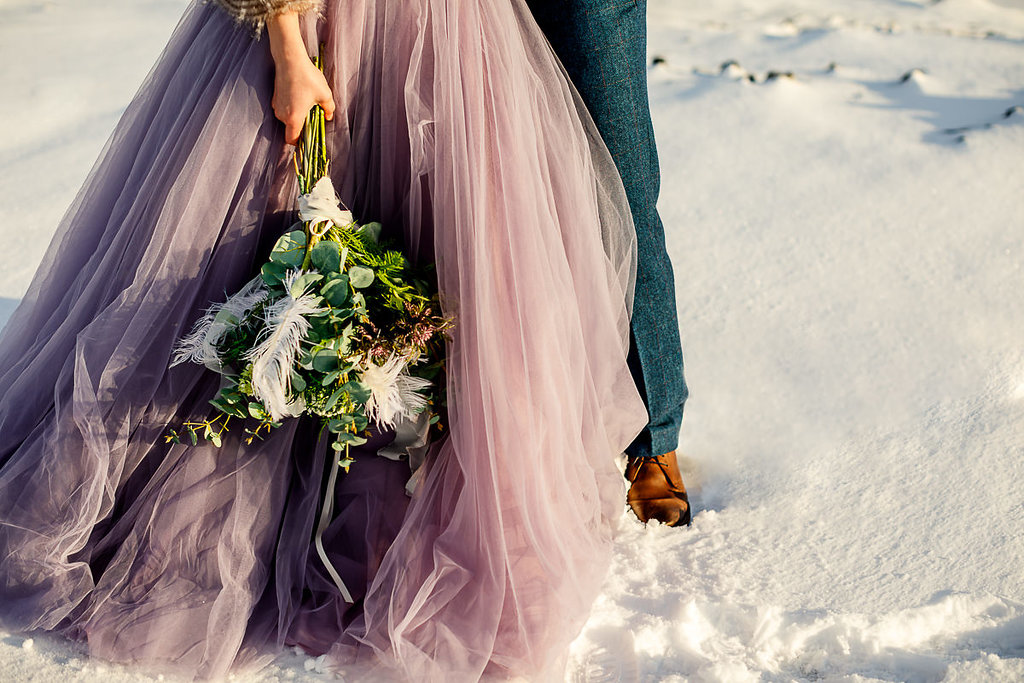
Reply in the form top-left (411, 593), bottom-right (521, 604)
top-left (1, 0), bottom-right (1022, 681)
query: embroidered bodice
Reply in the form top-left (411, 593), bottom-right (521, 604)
top-left (209, 0), bottom-right (323, 32)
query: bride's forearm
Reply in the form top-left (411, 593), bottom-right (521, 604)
top-left (267, 11), bottom-right (309, 70)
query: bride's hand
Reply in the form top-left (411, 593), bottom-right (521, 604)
top-left (267, 11), bottom-right (336, 145)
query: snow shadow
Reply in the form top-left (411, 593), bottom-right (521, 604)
top-left (855, 74), bottom-right (1024, 144)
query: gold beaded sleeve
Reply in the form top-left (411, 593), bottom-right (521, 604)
top-left (207, 0), bottom-right (324, 33)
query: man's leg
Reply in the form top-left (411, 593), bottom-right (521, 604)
top-left (526, 0), bottom-right (688, 461)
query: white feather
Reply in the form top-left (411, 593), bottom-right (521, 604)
top-left (170, 275), bottom-right (269, 370)
top-left (396, 370), bottom-right (432, 414)
top-left (243, 269), bottom-right (326, 421)
top-left (360, 352), bottom-right (432, 428)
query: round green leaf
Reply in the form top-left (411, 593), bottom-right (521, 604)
top-left (348, 265), bottom-right (375, 289)
top-left (312, 349), bottom-right (341, 373)
top-left (310, 240), bottom-right (342, 273)
top-left (248, 402), bottom-right (269, 420)
top-left (321, 273), bottom-right (351, 307)
top-left (341, 380), bottom-right (371, 404)
top-left (269, 230), bottom-right (307, 268)
top-left (357, 222), bottom-right (383, 244)
top-left (289, 271), bottom-right (323, 298)
top-left (261, 261), bottom-right (289, 287)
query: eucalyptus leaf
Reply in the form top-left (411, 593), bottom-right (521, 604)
top-left (324, 385), bottom-right (347, 412)
top-left (212, 308), bottom-right (241, 327)
top-left (334, 431), bottom-right (368, 446)
top-left (310, 240), bottom-right (342, 273)
top-left (210, 397), bottom-right (246, 419)
top-left (312, 349), bottom-right (341, 373)
top-left (330, 308), bottom-right (355, 321)
top-left (269, 230), bottom-right (307, 268)
top-left (341, 380), bottom-right (371, 404)
top-left (248, 402), bottom-right (269, 420)
top-left (357, 221), bottom-right (382, 244)
top-left (348, 265), bottom-right (375, 289)
top-left (328, 415), bottom-right (355, 432)
top-left (289, 271), bottom-right (323, 298)
top-left (333, 413), bottom-right (358, 430)
top-left (336, 323), bottom-right (355, 354)
top-left (290, 371), bottom-right (306, 392)
top-left (261, 261), bottom-right (289, 287)
top-left (328, 324), bottom-right (354, 351)
top-left (321, 273), bottom-right (350, 307)
top-left (321, 368), bottom-right (343, 386)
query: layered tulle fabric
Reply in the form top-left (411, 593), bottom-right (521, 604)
top-left (0, 0), bottom-right (649, 681)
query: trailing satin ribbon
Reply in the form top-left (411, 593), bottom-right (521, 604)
top-left (314, 447), bottom-right (353, 603)
top-left (312, 408), bottom-right (433, 603)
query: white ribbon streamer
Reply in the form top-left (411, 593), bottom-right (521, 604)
top-left (314, 449), bottom-right (354, 603)
top-left (313, 410), bottom-right (433, 603)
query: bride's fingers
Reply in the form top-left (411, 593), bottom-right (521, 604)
top-left (284, 114), bottom-right (304, 145)
top-left (316, 80), bottom-right (336, 121)
top-left (320, 94), bottom-right (336, 122)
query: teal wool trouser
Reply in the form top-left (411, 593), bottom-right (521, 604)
top-left (526, 0), bottom-right (688, 459)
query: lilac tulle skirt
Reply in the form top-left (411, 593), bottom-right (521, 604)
top-left (0, 0), bottom-right (649, 680)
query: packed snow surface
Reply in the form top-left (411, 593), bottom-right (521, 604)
top-left (1, 0), bottom-right (1022, 680)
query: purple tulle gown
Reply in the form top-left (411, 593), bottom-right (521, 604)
top-left (0, 0), bottom-right (649, 680)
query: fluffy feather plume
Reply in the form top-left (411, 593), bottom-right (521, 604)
top-left (243, 269), bottom-right (325, 421)
top-left (359, 352), bottom-right (432, 429)
top-left (170, 274), bottom-right (269, 370)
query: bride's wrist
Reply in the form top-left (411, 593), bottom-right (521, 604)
top-left (267, 11), bottom-right (310, 70)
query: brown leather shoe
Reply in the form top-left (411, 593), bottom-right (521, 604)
top-left (625, 450), bottom-right (691, 527)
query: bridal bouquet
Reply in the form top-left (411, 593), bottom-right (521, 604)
top-left (166, 55), bottom-right (453, 470)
